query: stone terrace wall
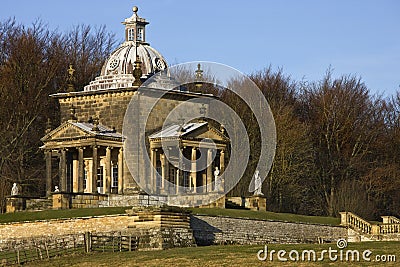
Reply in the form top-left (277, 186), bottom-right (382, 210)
top-left (0, 215), bottom-right (132, 242)
top-left (0, 213), bottom-right (346, 246)
top-left (191, 215), bottom-right (347, 245)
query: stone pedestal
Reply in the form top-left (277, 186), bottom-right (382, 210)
top-left (52, 193), bottom-right (71, 209)
top-left (6, 197), bottom-right (26, 213)
top-left (199, 195), bottom-right (226, 208)
top-left (246, 195), bottom-right (267, 211)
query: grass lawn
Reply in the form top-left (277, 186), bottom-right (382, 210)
top-left (0, 207), bottom-right (340, 225)
top-left (24, 242), bottom-right (399, 267)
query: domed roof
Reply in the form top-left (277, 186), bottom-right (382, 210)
top-left (84, 6), bottom-right (167, 91)
top-left (100, 43), bottom-right (167, 77)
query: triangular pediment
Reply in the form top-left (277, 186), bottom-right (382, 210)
top-left (41, 122), bottom-right (91, 142)
top-left (149, 122), bottom-right (229, 143)
top-left (185, 125), bottom-right (228, 142)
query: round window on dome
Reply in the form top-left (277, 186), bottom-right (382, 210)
top-left (154, 58), bottom-right (166, 71)
top-left (109, 58), bottom-right (119, 70)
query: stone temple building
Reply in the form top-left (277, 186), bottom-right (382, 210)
top-left (39, 6), bottom-right (229, 208)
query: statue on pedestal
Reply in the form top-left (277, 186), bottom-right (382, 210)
top-left (11, 183), bottom-right (19, 196)
top-left (214, 167), bottom-right (221, 192)
top-left (253, 170), bottom-right (264, 196)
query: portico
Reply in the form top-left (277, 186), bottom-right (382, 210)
top-left (148, 122), bottom-right (229, 195)
top-left (41, 120), bottom-right (124, 196)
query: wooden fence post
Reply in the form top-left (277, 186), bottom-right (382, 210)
top-left (84, 232), bottom-right (91, 253)
top-left (16, 249), bottom-right (20, 265)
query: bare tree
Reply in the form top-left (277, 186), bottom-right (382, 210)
top-left (301, 71), bottom-right (385, 216)
top-left (0, 19), bottom-right (115, 212)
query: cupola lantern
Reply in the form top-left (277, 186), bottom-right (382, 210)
top-left (123, 6), bottom-right (149, 44)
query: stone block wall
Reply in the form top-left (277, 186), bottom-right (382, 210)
top-left (58, 90), bottom-right (137, 132)
top-left (0, 215), bottom-right (132, 242)
top-left (190, 215), bottom-right (347, 245)
top-left (98, 194), bottom-right (168, 208)
top-left (0, 212), bottom-right (348, 249)
top-left (71, 194), bottom-right (108, 209)
top-left (26, 198), bottom-right (52, 211)
top-left (57, 89), bottom-right (209, 133)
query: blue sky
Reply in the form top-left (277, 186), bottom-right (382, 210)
top-left (1, 0), bottom-right (399, 97)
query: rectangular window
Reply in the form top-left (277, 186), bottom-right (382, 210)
top-left (156, 167), bottom-right (162, 189)
top-left (169, 168), bottom-right (176, 184)
top-left (112, 164), bottom-right (118, 188)
top-left (137, 28), bottom-right (143, 41)
top-left (183, 171), bottom-right (189, 188)
top-left (97, 167), bottom-right (103, 193)
top-left (128, 28), bottom-right (134, 41)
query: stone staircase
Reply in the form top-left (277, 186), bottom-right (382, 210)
top-left (340, 211), bottom-right (400, 242)
top-left (126, 207), bottom-right (191, 229)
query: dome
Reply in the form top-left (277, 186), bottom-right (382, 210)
top-left (100, 43), bottom-right (167, 77)
top-left (84, 6), bottom-right (167, 91)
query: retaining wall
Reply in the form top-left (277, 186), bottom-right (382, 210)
top-left (190, 215), bottom-right (347, 245)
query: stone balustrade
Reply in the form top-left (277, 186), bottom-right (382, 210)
top-left (381, 216), bottom-right (400, 224)
top-left (379, 223), bottom-right (400, 234)
top-left (340, 211), bottom-right (400, 238)
top-left (340, 211), bottom-right (372, 234)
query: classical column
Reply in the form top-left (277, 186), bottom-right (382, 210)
top-left (220, 149), bottom-right (225, 172)
top-left (176, 169), bottom-right (180, 195)
top-left (72, 158), bottom-right (79, 193)
top-left (164, 148), bottom-right (170, 192)
top-left (59, 149), bottom-right (67, 192)
top-left (191, 147), bottom-right (197, 193)
top-left (45, 150), bottom-right (52, 196)
top-left (177, 147), bottom-right (183, 194)
top-left (207, 149), bottom-right (213, 192)
top-left (92, 146), bottom-right (98, 193)
top-left (219, 149), bottom-right (225, 192)
top-left (104, 146), bottom-right (112, 194)
top-left (118, 147), bottom-right (123, 194)
top-left (160, 154), bottom-right (165, 192)
top-left (150, 148), bottom-right (156, 190)
top-left (78, 147), bottom-right (84, 192)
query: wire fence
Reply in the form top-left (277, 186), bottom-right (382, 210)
top-left (0, 232), bottom-right (139, 266)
